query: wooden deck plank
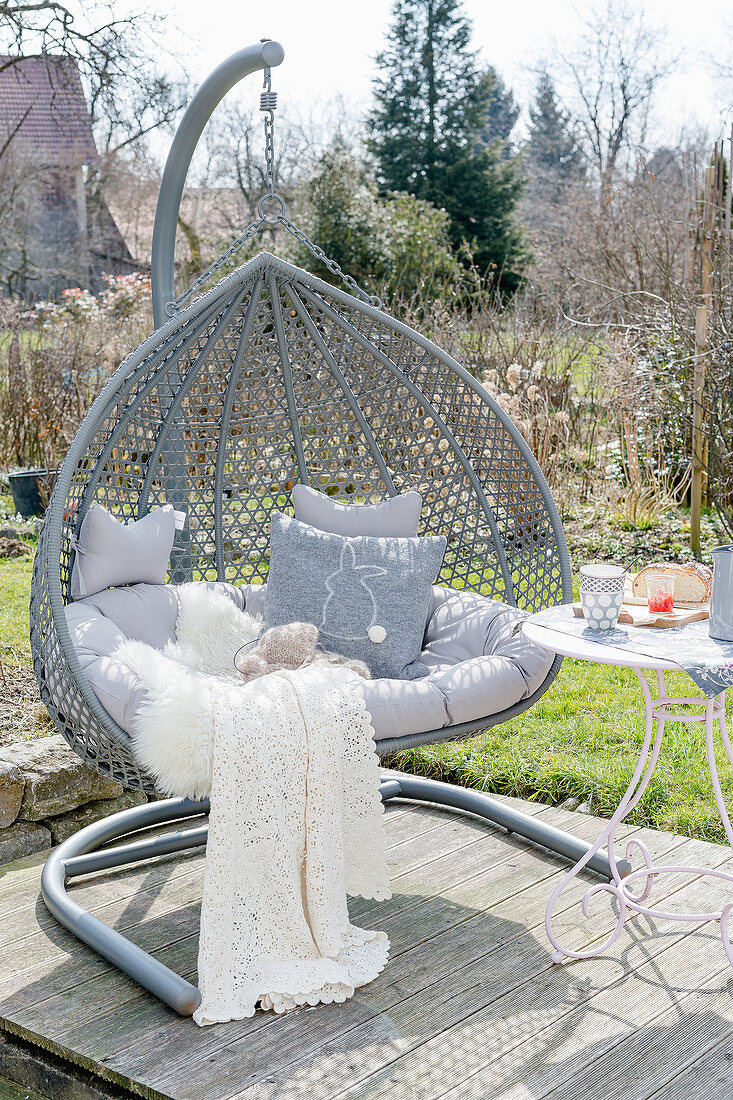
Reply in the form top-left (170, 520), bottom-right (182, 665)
top-left (0, 866), bottom-right (205, 1006)
top-left (367, 817), bottom-right (641, 956)
top-left (0, 852), bottom-right (49, 902)
top-left (425, 937), bottom-right (731, 1100)
top-left (149, 827), bottom-right (692, 1098)
top-left (494, 951), bottom-right (733, 1100)
top-left (2, 854), bottom-right (205, 953)
top-left (3, 799), bottom-right (530, 1051)
top-left (203, 836), bottom-right (726, 1100)
top-left (0, 802), bottom-right (420, 949)
top-left (1, 788), bottom-right (730, 1100)
top-left (0, 803), bottom-right (439, 1001)
top-left (0, 805), bottom-right (446, 1056)
top-left (1, 809), bottom-right (647, 1091)
top-left (421, 860), bottom-right (733, 1100)
top-left (29, 802), bottom-right (582, 1090)
top-left (526, 929), bottom-right (733, 1100)
top-left (59, 803), bottom-right (559, 1073)
top-left (348, 800), bottom-right (603, 927)
top-left (642, 1030), bottom-right (733, 1099)
top-left (284, 905), bottom-right (725, 1100)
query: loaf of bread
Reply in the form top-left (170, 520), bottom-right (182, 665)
top-left (631, 561), bottom-right (713, 604)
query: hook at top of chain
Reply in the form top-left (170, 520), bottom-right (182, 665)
top-left (260, 64), bottom-right (279, 205)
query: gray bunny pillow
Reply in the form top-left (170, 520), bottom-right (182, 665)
top-left (264, 512), bottom-right (447, 680)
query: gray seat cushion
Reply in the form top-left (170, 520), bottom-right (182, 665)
top-left (65, 582), bottom-right (553, 745)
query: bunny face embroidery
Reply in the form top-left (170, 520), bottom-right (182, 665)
top-left (319, 542), bottom-right (387, 642)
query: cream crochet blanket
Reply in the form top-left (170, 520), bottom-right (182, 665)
top-left (116, 585), bottom-right (391, 1025)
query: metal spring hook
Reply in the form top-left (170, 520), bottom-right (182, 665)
top-left (260, 60), bottom-right (277, 113)
top-left (260, 66), bottom-right (278, 205)
top-left (260, 88), bottom-right (277, 112)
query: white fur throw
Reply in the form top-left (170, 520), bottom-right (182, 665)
top-left (116, 584), bottom-right (262, 798)
top-left (114, 584), bottom-right (391, 1022)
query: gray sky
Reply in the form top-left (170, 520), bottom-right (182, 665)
top-left (143, 0), bottom-right (732, 145)
top-left (112, 0), bottom-right (726, 162)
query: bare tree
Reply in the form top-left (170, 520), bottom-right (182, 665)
top-left (167, 96), bottom-right (361, 282)
top-left (0, 2), bottom-right (188, 156)
top-left (0, 2), bottom-right (189, 294)
top-left (0, 148), bottom-right (45, 294)
top-left (552, 1), bottom-right (677, 197)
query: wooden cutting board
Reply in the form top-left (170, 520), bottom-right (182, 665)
top-left (623, 572), bottom-right (710, 611)
top-left (573, 603), bottom-right (709, 629)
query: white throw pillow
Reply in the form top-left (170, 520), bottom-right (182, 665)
top-left (292, 485), bottom-right (422, 538)
top-left (70, 504), bottom-right (177, 600)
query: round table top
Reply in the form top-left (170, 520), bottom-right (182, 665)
top-left (522, 614), bottom-right (679, 671)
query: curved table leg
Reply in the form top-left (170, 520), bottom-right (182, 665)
top-left (706, 696), bottom-right (733, 848)
top-left (704, 695), bottom-right (733, 967)
top-left (545, 666), bottom-right (665, 963)
top-left (546, 675), bottom-right (733, 969)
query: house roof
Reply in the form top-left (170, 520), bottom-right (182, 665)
top-left (0, 55), bottom-right (98, 167)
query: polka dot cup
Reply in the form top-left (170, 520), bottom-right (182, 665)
top-left (579, 564), bottom-right (625, 631)
top-left (580, 587), bottom-right (624, 630)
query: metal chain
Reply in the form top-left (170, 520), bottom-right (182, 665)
top-left (168, 218), bottom-right (267, 315)
top-left (168, 64), bottom-right (383, 316)
top-left (279, 216), bottom-right (383, 309)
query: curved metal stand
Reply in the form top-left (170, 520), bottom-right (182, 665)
top-left (545, 673), bottom-right (733, 968)
top-left (41, 775), bottom-right (619, 1016)
top-left (151, 39), bottom-right (285, 326)
top-left (41, 798), bottom-right (209, 1016)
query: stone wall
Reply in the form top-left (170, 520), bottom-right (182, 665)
top-left (0, 735), bottom-right (148, 862)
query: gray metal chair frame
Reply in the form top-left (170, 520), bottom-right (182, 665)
top-left (31, 41), bottom-right (624, 1018)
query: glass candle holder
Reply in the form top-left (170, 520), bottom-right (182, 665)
top-left (646, 572), bottom-right (675, 614)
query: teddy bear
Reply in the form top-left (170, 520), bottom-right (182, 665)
top-left (235, 621), bottom-right (371, 684)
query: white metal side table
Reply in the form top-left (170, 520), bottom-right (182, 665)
top-left (523, 612), bottom-right (733, 968)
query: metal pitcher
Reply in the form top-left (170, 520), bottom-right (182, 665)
top-left (709, 545), bottom-right (733, 641)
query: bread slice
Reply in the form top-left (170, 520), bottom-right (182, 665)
top-left (631, 562), bottom-right (712, 604)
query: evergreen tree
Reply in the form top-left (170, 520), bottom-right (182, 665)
top-left (525, 72), bottom-right (586, 198)
top-left (367, 0), bottom-right (526, 290)
top-left (296, 144), bottom-right (382, 284)
top-left (476, 67), bottom-right (519, 156)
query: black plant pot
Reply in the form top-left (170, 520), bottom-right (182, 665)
top-left (8, 468), bottom-right (52, 518)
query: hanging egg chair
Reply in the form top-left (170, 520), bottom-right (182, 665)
top-left (29, 41), bottom-right (605, 1017)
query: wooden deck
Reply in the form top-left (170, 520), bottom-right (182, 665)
top-left (1, 781), bottom-right (733, 1100)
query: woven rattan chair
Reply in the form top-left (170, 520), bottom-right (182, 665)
top-left (30, 42), bottom-right (612, 1016)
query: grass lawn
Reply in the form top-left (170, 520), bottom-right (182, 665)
top-left (2, 533), bottom-right (733, 842)
top-left (0, 548), bottom-right (50, 744)
top-left (393, 659), bottom-right (733, 844)
top-left (0, 552), bottom-right (33, 663)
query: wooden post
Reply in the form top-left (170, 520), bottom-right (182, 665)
top-left (691, 303), bottom-right (708, 553)
top-left (727, 126), bottom-right (733, 241)
top-left (690, 164), bottom-right (716, 554)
